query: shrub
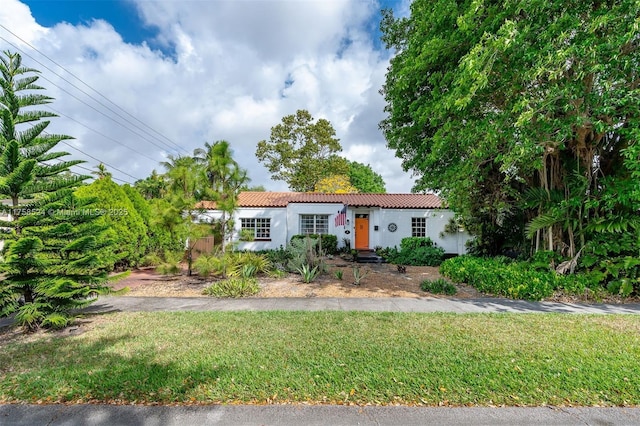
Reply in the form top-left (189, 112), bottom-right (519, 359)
top-left (156, 251), bottom-right (183, 276)
top-left (291, 234), bottom-right (338, 255)
top-left (193, 254), bottom-right (224, 277)
top-left (239, 229), bottom-right (255, 241)
top-left (259, 245), bottom-right (291, 264)
top-left (203, 277), bottom-right (260, 298)
top-left (140, 253), bottom-right (163, 267)
top-left (381, 237), bottom-right (445, 266)
top-left (421, 278), bottom-right (457, 295)
top-left (399, 237), bottom-right (436, 251)
top-left (441, 254), bottom-right (619, 300)
top-left (576, 233), bottom-right (640, 297)
top-left (286, 236), bottom-right (326, 273)
top-left (440, 256), bottom-right (555, 301)
top-left (227, 252), bottom-right (272, 277)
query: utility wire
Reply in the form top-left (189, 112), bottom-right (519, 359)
top-left (68, 162), bottom-right (133, 185)
top-left (0, 32), bottom-right (188, 156)
top-left (47, 106), bottom-right (160, 163)
top-left (0, 25), bottom-right (187, 154)
top-left (48, 159), bottom-right (134, 185)
top-left (60, 141), bottom-right (143, 182)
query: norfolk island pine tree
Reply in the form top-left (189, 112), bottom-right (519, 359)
top-left (0, 51), bottom-right (118, 331)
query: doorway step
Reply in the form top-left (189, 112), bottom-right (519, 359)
top-left (356, 250), bottom-right (386, 264)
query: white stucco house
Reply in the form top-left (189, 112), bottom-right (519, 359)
top-left (196, 192), bottom-right (471, 255)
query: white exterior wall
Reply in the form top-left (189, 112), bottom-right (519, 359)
top-left (350, 208), bottom-right (470, 255)
top-left (286, 202), bottom-right (346, 244)
top-left (202, 204), bottom-right (471, 255)
top-left (233, 207), bottom-right (288, 251)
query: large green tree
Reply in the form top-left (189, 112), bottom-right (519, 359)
top-left (122, 184), bottom-right (178, 255)
top-left (75, 177), bottom-right (149, 269)
top-left (348, 161), bottom-right (386, 193)
top-left (0, 51), bottom-right (114, 330)
top-left (380, 0), bottom-right (640, 256)
top-left (256, 109), bottom-right (349, 192)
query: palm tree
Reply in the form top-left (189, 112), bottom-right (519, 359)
top-left (134, 169), bottom-right (167, 199)
top-left (91, 163), bottom-right (112, 179)
top-left (194, 141), bottom-right (248, 251)
top-left (161, 154), bottom-right (201, 204)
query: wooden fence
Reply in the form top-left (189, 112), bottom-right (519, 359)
top-left (191, 236), bottom-right (216, 259)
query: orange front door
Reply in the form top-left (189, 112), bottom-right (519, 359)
top-left (355, 217), bottom-right (369, 249)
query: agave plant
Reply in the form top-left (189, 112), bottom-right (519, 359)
top-left (297, 264), bottom-right (320, 283)
top-left (352, 266), bottom-right (370, 286)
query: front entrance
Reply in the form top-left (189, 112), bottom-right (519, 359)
top-left (355, 214), bottom-right (369, 250)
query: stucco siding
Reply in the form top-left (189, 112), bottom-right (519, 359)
top-left (201, 204), bottom-right (471, 255)
top-left (233, 207), bottom-right (288, 250)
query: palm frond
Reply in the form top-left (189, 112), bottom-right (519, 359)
top-left (525, 211), bottom-right (563, 238)
top-left (585, 215), bottom-right (640, 234)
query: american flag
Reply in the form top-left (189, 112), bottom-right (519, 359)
top-left (335, 204), bottom-right (347, 227)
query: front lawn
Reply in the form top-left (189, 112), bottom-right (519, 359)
top-left (1, 311), bottom-right (639, 406)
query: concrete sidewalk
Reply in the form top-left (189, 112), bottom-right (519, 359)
top-left (2, 403), bottom-right (640, 426)
top-left (2, 296), bottom-right (639, 329)
top-left (83, 295), bottom-right (640, 315)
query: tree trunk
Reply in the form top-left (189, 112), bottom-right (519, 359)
top-left (221, 211), bottom-right (227, 252)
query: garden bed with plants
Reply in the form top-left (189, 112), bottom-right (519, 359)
top-left (112, 260), bottom-right (484, 299)
top-left (112, 236), bottom-right (483, 299)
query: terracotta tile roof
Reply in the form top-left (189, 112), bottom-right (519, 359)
top-left (197, 192), bottom-right (442, 209)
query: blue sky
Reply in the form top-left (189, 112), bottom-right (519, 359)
top-left (22, 0), bottom-right (400, 57)
top-left (1, 0), bottom-right (413, 192)
top-left (23, 0), bottom-right (164, 50)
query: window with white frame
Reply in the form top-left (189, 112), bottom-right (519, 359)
top-left (299, 214), bottom-right (329, 235)
top-left (240, 218), bottom-right (271, 240)
top-left (411, 217), bottom-right (427, 237)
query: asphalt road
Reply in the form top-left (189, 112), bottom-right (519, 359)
top-left (2, 404), bottom-right (640, 426)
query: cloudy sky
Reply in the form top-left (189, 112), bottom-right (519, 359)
top-left (0, 0), bottom-right (414, 192)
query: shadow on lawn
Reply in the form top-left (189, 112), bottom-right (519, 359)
top-left (0, 329), bottom-right (228, 408)
top-left (454, 297), bottom-right (640, 314)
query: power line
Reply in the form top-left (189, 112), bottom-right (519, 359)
top-left (0, 24), bottom-right (187, 154)
top-left (0, 31), bottom-right (188, 156)
top-left (46, 106), bottom-right (160, 163)
top-left (66, 161), bottom-right (133, 185)
top-left (32, 125), bottom-right (141, 184)
top-left (43, 159), bottom-right (133, 185)
top-left (60, 141), bottom-right (143, 182)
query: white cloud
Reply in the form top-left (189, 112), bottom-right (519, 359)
top-left (0, 0), bottom-right (415, 192)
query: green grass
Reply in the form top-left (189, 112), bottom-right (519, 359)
top-left (1, 312), bottom-right (640, 406)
